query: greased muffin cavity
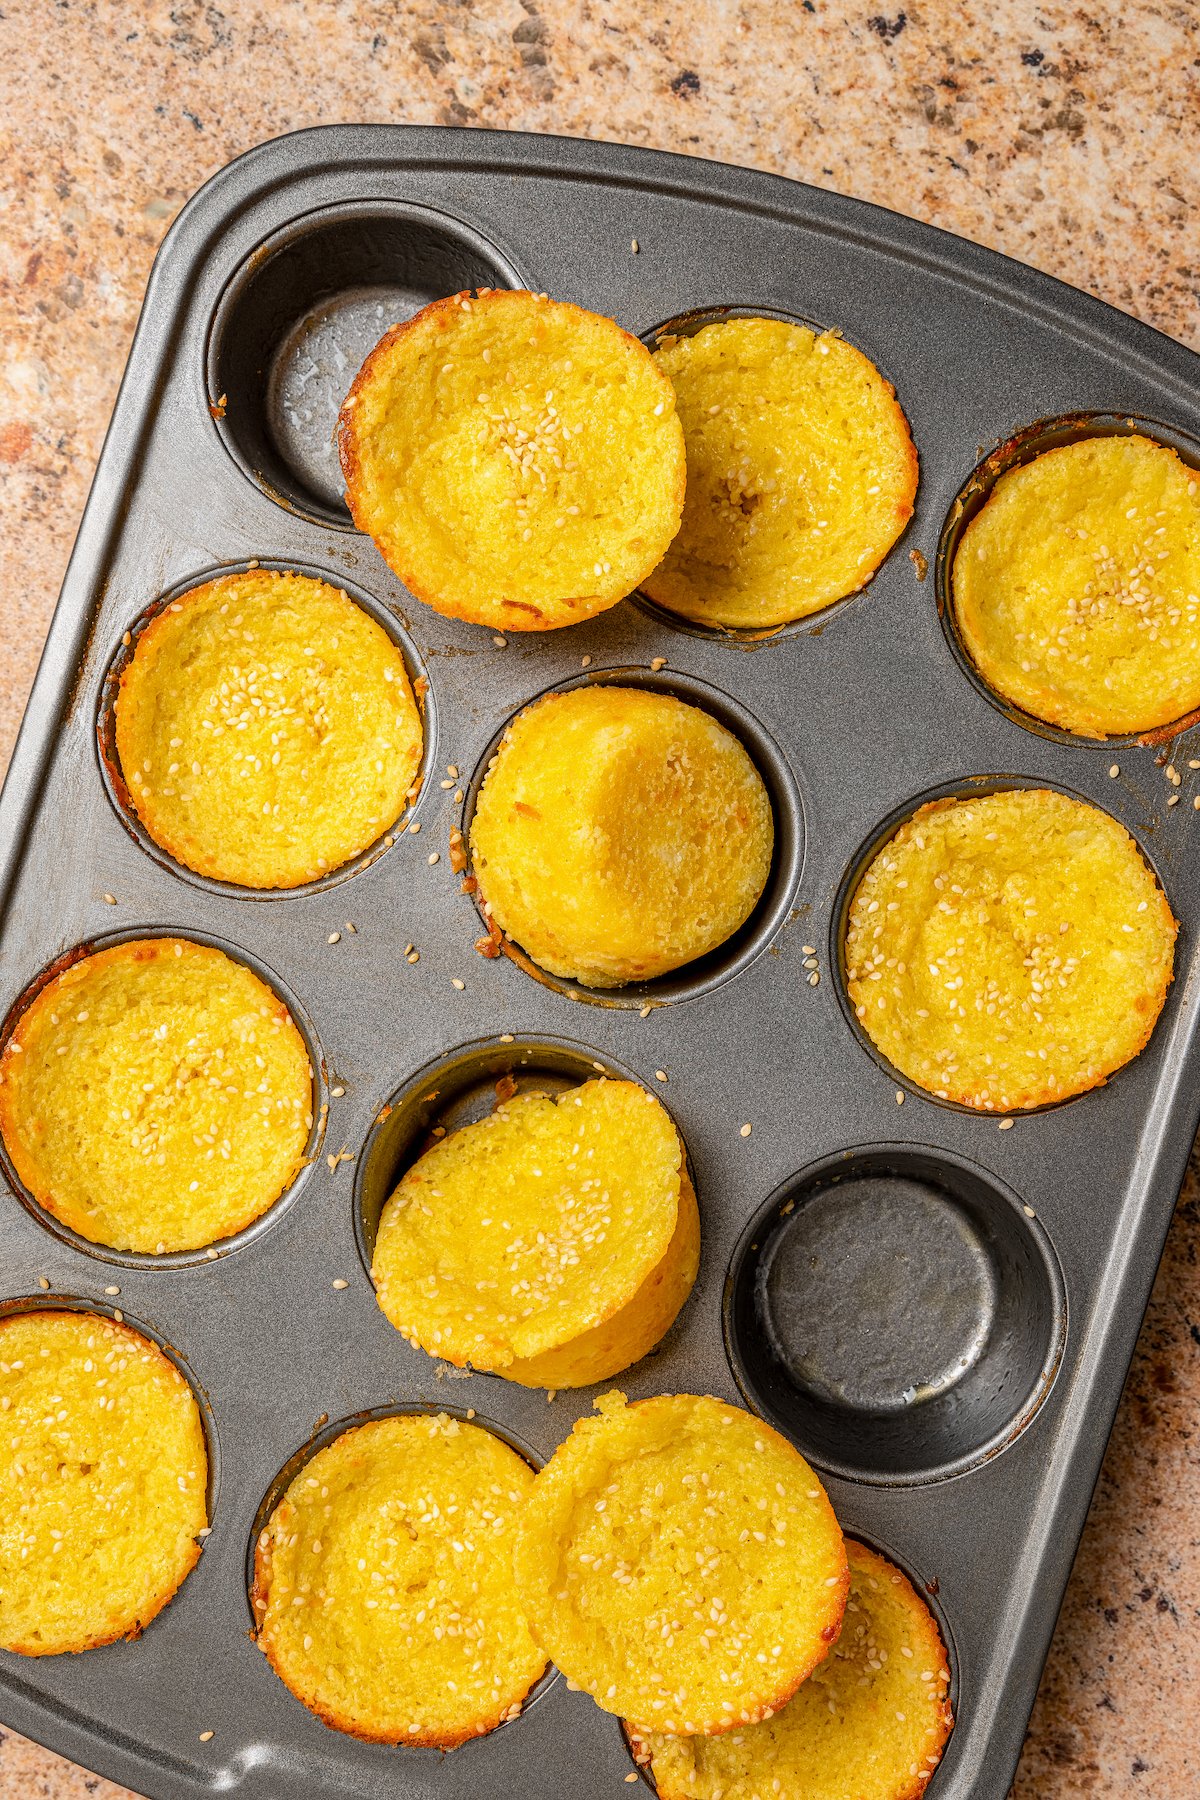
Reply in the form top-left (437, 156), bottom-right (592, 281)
top-left (252, 1413), bottom-right (546, 1746)
top-left (0, 1310), bottom-right (207, 1656)
top-left (0, 938), bottom-right (314, 1254)
top-left (114, 568), bottom-right (423, 889)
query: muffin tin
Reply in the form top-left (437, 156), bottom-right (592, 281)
top-left (1, 125), bottom-right (1199, 1800)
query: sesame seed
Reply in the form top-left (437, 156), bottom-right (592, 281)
top-left (1023, 1205), bottom-right (1036, 1218)
top-left (428, 852), bottom-right (440, 865)
top-left (37, 1276), bottom-right (50, 1290)
top-left (630, 238), bottom-right (639, 253)
top-left (1168, 794), bottom-right (1180, 806)
top-left (409, 821), bottom-right (422, 834)
top-left (327, 932), bottom-right (341, 944)
top-left (331, 1086), bottom-right (345, 1098)
top-left (998, 1118), bottom-right (1014, 1131)
top-left (104, 1286), bottom-right (120, 1296)
top-left (896, 1090), bottom-right (905, 1105)
top-left (332, 1278), bottom-right (348, 1290)
top-left (740, 1123), bottom-right (752, 1137)
top-left (807, 971), bottom-right (820, 987)
top-left (650, 656), bottom-right (667, 671)
top-left (1109, 764), bottom-right (1120, 778)
top-left (451, 978), bottom-right (466, 991)
top-left (654, 1070), bottom-right (668, 1082)
top-left (199, 1731), bottom-right (214, 1743)
top-left (500, 1033), bottom-right (514, 1043)
top-left (493, 636), bottom-right (507, 648)
top-left (801, 944), bottom-right (816, 955)
top-left (581, 654), bottom-right (592, 667)
top-left (102, 892), bottom-right (117, 905)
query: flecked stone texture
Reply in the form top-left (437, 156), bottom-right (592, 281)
top-left (0, 3), bottom-right (1197, 1797)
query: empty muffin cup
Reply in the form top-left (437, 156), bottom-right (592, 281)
top-left (724, 1144), bottom-right (1066, 1485)
top-left (206, 200), bottom-right (521, 525)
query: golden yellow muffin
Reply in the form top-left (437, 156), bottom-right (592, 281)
top-left (372, 1079), bottom-right (699, 1387)
top-left (114, 569), bottom-right (423, 888)
top-left (0, 1310), bottom-right (207, 1655)
top-left (470, 687), bottom-right (774, 987)
top-left (630, 1539), bottom-right (953, 1800)
top-left (337, 288), bottom-right (685, 632)
top-left (0, 938), bottom-right (313, 1253)
top-left (952, 435), bottom-right (1200, 737)
top-left (252, 1413), bottom-right (547, 1747)
top-left (644, 318), bottom-right (917, 629)
top-left (513, 1392), bottom-right (847, 1735)
top-left (845, 789), bottom-right (1176, 1111)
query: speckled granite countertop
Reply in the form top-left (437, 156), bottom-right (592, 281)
top-left (0, 2), bottom-right (1197, 1796)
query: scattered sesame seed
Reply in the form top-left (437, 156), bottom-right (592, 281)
top-left (102, 892), bottom-right (117, 905)
top-left (327, 931), bottom-right (341, 944)
top-left (650, 656), bottom-right (667, 672)
top-left (428, 852), bottom-right (440, 865)
top-left (801, 944), bottom-right (816, 956)
top-left (740, 1123), bottom-right (752, 1137)
top-left (807, 971), bottom-right (820, 987)
top-left (581, 655), bottom-right (592, 667)
top-left (332, 1278), bottom-right (349, 1290)
top-left (1189, 759), bottom-right (1200, 770)
top-left (1194, 796), bottom-right (1200, 810)
top-left (493, 636), bottom-right (507, 648)
top-left (104, 1286), bottom-right (120, 1296)
top-left (451, 978), bottom-right (466, 990)
top-left (199, 1731), bottom-right (214, 1743)
top-left (1023, 1205), bottom-right (1036, 1218)
top-left (654, 1070), bottom-right (668, 1082)
top-left (410, 821), bottom-right (422, 834)
top-left (639, 1004), bottom-right (652, 1018)
top-left (37, 1276), bottom-right (50, 1290)
top-left (1109, 764), bottom-right (1120, 778)
top-left (1168, 794), bottom-right (1180, 806)
top-left (630, 238), bottom-right (639, 253)
top-left (896, 1090), bottom-right (905, 1105)
top-left (998, 1118), bottom-right (1015, 1131)
top-left (500, 1033), bottom-right (515, 1043)
top-left (331, 1085), bottom-right (345, 1098)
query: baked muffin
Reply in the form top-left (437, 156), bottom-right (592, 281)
top-left (338, 288), bottom-right (685, 632)
top-left (630, 1539), bottom-right (953, 1800)
top-left (644, 318), bottom-right (917, 629)
top-left (513, 1392), bottom-right (847, 1734)
top-left (470, 686), bottom-right (774, 987)
top-left (252, 1413), bottom-right (547, 1746)
top-left (952, 434), bottom-right (1200, 737)
top-left (0, 937), bottom-right (313, 1252)
top-left (372, 1079), bottom-right (699, 1387)
top-left (845, 789), bottom-right (1176, 1110)
top-left (114, 569), bottom-right (423, 888)
top-left (0, 1310), bottom-right (207, 1655)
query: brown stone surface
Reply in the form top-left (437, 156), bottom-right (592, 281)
top-left (0, 2), bottom-right (1197, 1796)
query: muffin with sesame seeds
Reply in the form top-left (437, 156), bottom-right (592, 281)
top-left (512, 1392), bottom-right (847, 1736)
top-left (629, 1538), bottom-right (953, 1800)
top-left (337, 288), bottom-right (685, 632)
top-left (469, 686), bottom-right (774, 988)
top-left (951, 434), bottom-right (1200, 738)
top-left (114, 568), bottom-right (423, 889)
top-left (0, 937), bottom-right (313, 1253)
top-left (251, 1412), bottom-right (547, 1746)
top-left (372, 1079), bottom-right (699, 1388)
top-left (0, 1309), bottom-right (208, 1655)
top-left (844, 788), bottom-right (1176, 1112)
top-left (643, 317), bottom-right (917, 630)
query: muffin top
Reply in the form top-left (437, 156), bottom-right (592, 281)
top-left (0, 1310), bottom-right (207, 1656)
top-left (952, 435), bottom-right (1200, 737)
top-left (0, 938), bottom-right (313, 1252)
top-left (338, 288), bottom-right (685, 632)
top-left (372, 1079), bottom-right (686, 1372)
top-left (470, 686), bottom-right (774, 988)
top-left (513, 1392), bottom-right (847, 1734)
top-left (114, 569), bottom-right (423, 888)
top-left (644, 318), bottom-right (917, 629)
top-left (252, 1413), bottom-right (546, 1746)
top-left (845, 789), bottom-right (1176, 1110)
top-left (630, 1539), bottom-right (953, 1800)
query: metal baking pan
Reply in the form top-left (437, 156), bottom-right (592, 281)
top-left (2, 124), bottom-right (1199, 1800)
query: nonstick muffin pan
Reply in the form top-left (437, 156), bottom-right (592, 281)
top-left (2, 124), bottom-right (1200, 1800)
